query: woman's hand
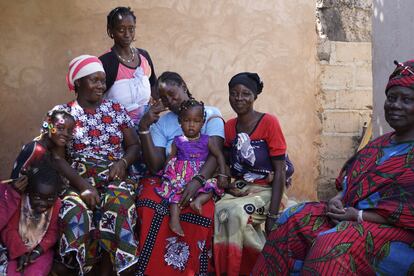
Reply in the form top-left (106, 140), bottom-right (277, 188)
top-left (217, 175), bottom-right (230, 189)
top-left (265, 217), bottom-right (276, 234)
top-left (80, 186), bottom-right (100, 210)
top-left (28, 245), bottom-right (43, 263)
top-left (139, 99), bottom-right (166, 131)
top-left (327, 197), bottom-right (346, 224)
top-left (326, 207), bottom-right (358, 224)
top-left (12, 175), bottom-right (28, 193)
top-left (108, 160), bottom-right (127, 181)
top-left (179, 179), bottom-right (202, 208)
top-left (16, 253), bottom-right (29, 272)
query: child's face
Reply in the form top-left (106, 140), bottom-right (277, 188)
top-left (49, 114), bottom-right (75, 147)
top-left (180, 106), bottom-right (204, 139)
top-left (29, 182), bottom-right (57, 214)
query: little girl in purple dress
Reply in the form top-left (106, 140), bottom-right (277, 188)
top-left (155, 99), bottom-right (226, 236)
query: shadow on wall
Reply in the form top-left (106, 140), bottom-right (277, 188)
top-left (372, 0), bottom-right (414, 137)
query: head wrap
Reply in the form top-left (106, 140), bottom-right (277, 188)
top-left (228, 72), bottom-right (264, 96)
top-left (385, 60), bottom-right (414, 94)
top-left (66, 55), bottom-right (105, 91)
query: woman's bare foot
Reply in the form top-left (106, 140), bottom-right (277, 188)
top-left (169, 216), bottom-right (184, 236)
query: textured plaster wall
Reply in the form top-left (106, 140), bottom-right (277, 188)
top-left (0, 0), bottom-right (319, 201)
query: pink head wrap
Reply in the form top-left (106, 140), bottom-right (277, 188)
top-left (66, 55), bottom-right (105, 91)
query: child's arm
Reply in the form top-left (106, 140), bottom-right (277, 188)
top-left (53, 156), bottom-right (101, 209)
top-left (1, 207), bottom-right (30, 260)
top-left (165, 142), bottom-right (177, 165)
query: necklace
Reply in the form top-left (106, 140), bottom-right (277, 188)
top-left (185, 133), bottom-right (201, 141)
top-left (116, 47), bottom-right (135, 63)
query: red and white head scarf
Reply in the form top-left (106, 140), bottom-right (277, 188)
top-left (66, 55), bottom-right (105, 91)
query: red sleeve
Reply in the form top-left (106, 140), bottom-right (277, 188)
top-left (39, 199), bottom-right (62, 252)
top-left (1, 203), bottom-right (30, 260)
top-left (224, 118), bottom-right (237, 148)
top-left (262, 114), bottom-right (287, 157)
top-left (0, 185), bottom-right (21, 232)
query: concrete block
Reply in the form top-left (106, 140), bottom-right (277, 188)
top-left (322, 110), bottom-right (361, 133)
top-left (320, 157), bottom-right (349, 180)
top-left (320, 135), bottom-right (357, 159)
top-left (319, 90), bottom-right (336, 109)
top-left (335, 89), bottom-right (372, 110)
top-left (334, 42), bottom-right (372, 63)
top-left (355, 63), bottom-right (373, 88)
top-left (320, 64), bottom-right (354, 89)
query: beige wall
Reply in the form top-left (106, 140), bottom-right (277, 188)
top-left (0, 0), bottom-right (319, 201)
top-left (317, 41), bottom-right (372, 200)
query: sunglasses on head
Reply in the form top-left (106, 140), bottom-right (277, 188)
top-left (394, 60), bottom-right (414, 76)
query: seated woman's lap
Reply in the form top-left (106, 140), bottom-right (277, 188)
top-left (304, 220), bottom-right (414, 275)
top-left (255, 202), bottom-right (414, 275)
top-left (59, 180), bottom-right (138, 273)
top-left (135, 177), bottom-right (214, 275)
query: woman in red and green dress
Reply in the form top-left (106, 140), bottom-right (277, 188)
top-left (253, 60), bottom-right (414, 275)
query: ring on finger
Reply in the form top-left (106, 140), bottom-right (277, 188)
top-left (189, 197), bottom-right (193, 202)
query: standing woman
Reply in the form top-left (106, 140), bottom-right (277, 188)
top-left (214, 72), bottom-right (291, 276)
top-left (54, 55), bottom-right (140, 276)
top-left (99, 6), bottom-right (157, 128)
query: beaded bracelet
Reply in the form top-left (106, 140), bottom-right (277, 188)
top-left (192, 174), bottom-right (206, 186)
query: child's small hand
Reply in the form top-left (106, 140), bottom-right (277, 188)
top-left (16, 253), bottom-right (29, 272)
top-left (12, 175), bottom-right (28, 193)
top-left (28, 246), bottom-right (43, 263)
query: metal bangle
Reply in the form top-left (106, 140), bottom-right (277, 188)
top-left (32, 249), bottom-right (41, 255)
top-left (138, 130), bottom-right (150, 135)
top-left (120, 158), bottom-right (128, 168)
top-left (267, 212), bottom-right (280, 219)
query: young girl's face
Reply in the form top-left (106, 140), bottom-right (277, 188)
top-left (180, 106), bottom-right (204, 139)
top-left (49, 114), bottom-right (75, 147)
top-left (29, 182), bottom-right (58, 214)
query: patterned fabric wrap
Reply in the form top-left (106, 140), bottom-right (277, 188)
top-left (230, 132), bottom-right (293, 184)
top-left (58, 157), bottom-right (138, 275)
top-left (155, 135), bottom-right (224, 203)
top-left (0, 244), bottom-right (7, 275)
top-left (386, 59), bottom-right (414, 93)
top-left (135, 177), bottom-right (215, 275)
top-left (253, 133), bottom-right (414, 275)
top-left (214, 184), bottom-right (288, 276)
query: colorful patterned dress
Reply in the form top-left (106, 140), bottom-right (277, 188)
top-left (55, 100), bottom-right (139, 275)
top-left (253, 132), bottom-right (414, 275)
top-left (214, 113), bottom-right (292, 276)
top-left (155, 135), bottom-right (223, 203)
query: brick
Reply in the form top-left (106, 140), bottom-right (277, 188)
top-left (333, 42), bottom-right (372, 63)
top-left (335, 89), bottom-right (372, 110)
top-left (317, 179), bottom-right (338, 201)
top-left (355, 63), bottom-right (373, 88)
top-left (319, 91), bottom-right (336, 109)
top-left (319, 135), bottom-right (357, 159)
top-left (322, 111), bottom-right (361, 133)
top-left (320, 157), bottom-right (348, 179)
top-left (320, 64), bottom-right (354, 89)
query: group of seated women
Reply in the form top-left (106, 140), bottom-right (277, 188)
top-left (1, 5), bottom-right (414, 276)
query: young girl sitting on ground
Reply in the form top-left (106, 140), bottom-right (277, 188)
top-left (0, 160), bottom-right (62, 276)
top-left (155, 99), bottom-right (227, 236)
